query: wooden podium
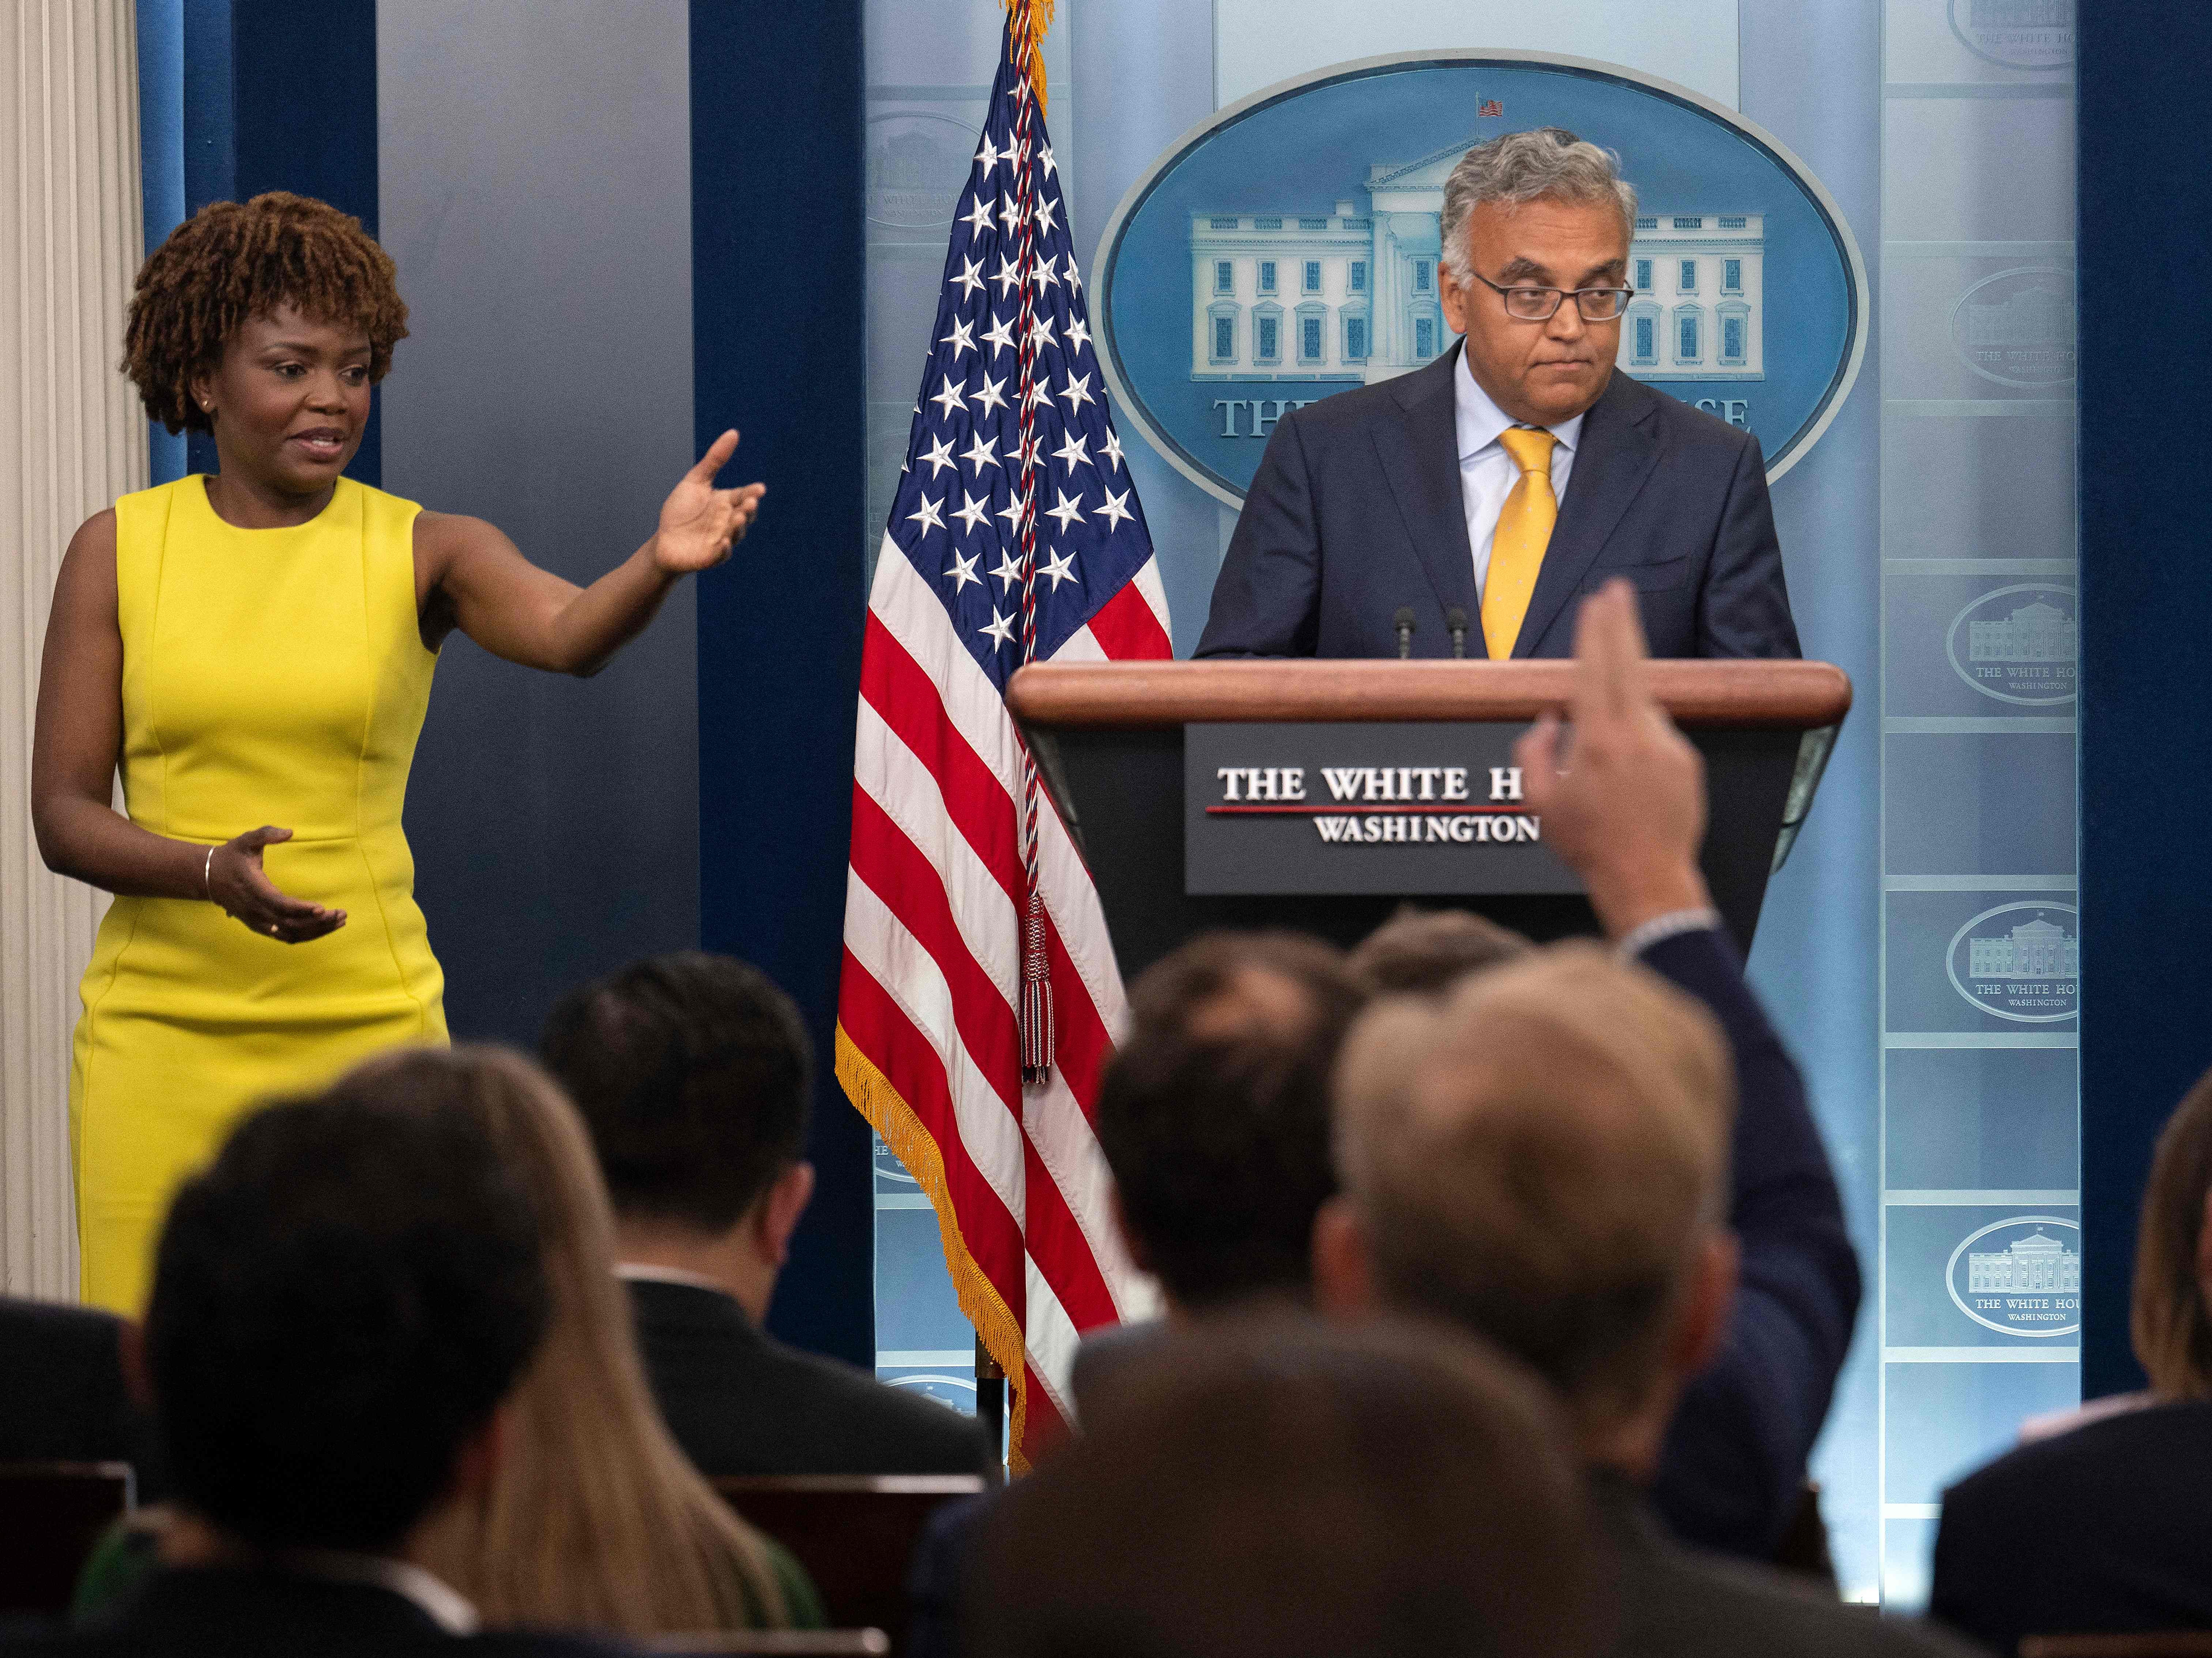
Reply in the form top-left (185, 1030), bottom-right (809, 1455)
top-left (1006, 659), bottom-right (1852, 980)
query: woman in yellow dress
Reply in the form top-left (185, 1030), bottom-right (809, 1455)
top-left (30, 192), bottom-right (764, 1314)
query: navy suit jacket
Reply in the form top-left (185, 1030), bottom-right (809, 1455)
top-left (1640, 927), bottom-right (1861, 1560)
top-left (625, 1279), bottom-right (989, 1478)
top-left (1195, 343), bottom-right (1800, 661)
top-left (1931, 1400), bottom-right (2212, 1654)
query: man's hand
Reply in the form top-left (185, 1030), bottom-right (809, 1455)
top-left (1515, 579), bottom-right (1714, 940)
top-left (652, 429), bottom-right (766, 575)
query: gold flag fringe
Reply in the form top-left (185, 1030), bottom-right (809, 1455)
top-left (1002, 0), bottom-right (1054, 113)
top-left (834, 1024), bottom-right (1036, 1473)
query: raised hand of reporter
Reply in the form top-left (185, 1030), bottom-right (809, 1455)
top-left (1514, 579), bottom-right (1712, 940)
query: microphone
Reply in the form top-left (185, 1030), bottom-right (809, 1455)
top-left (1393, 606), bottom-right (1415, 660)
top-left (1444, 606), bottom-right (1468, 659)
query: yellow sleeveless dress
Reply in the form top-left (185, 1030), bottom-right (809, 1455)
top-left (71, 475), bottom-right (448, 1313)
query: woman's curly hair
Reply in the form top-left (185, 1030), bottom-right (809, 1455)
top-left (124, 192), bottom-right (410, 436)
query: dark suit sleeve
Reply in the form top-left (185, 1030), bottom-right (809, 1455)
top-left (1639, 927), bottom-right (1861, 1559)
top-left (1696, 435), bottom-right (1800, 659)
top-left (1929, 1485), bottom-right (2009, 1655)
top-left (1193, 409), bottom-right (1323, 657)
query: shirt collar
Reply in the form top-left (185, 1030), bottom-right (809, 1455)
top-left (281, 1552), bottom-right (479, 1635)
top-left (616, 1261), bottom-right (734, 1296)
top-left (1454, 344), bottom-right (1586, 461)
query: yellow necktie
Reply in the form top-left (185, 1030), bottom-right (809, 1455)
top-left (1484, 427), bottom-right (1559, 660)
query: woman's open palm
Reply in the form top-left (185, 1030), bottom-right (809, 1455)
top-left (653, 429), bottom-right (765, 574)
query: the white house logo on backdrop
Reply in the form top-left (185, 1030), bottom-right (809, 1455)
top-left (1948, 902), bottom-right (2079, 1023)
top-left (1946, 584), bottom-right (2078, 705)
top-left (1946, 1216), bottom-right (2081, 1338)
top-left (1094, 51), bottom-right (1868, 508)
top-left (1951, 268), bottom-right (2077, 388)
top-left (866, 110), bottom-right (977, 230)
top-left (1948, 0), bottom-right (2075, 71)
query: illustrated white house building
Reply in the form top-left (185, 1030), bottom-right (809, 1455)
top-left (1190, 136), bottom-right (1764, 385)
top-left (1972, 0), bottom-right (2070, 28)
top-left (1967, 1231), bottom-right (2080, 1295)
top-left (1968, 916), bottom-right (2079, 980)
top-left (1970, 599), bottom-right (2076, 665)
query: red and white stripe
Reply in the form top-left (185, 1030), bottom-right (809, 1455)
top-left (838, 533), bottom-right (1168, 1461)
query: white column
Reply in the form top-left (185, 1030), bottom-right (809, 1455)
top-left (0, 0), bottom-right (143, 1299)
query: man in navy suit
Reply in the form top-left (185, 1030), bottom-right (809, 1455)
top-left (1196, 127), bottom-right (1799, 663)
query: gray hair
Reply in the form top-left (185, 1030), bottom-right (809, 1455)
top-left (1438, 128), bottom-right (1638, 281)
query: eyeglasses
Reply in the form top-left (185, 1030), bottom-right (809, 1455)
top-left (1470, 273), bottom-right (1635, 322)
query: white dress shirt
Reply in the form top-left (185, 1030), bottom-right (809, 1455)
top-left (1454, 347), bottom-right (1585, 603)
top-left (284, 1551), bottom-right (480, 1634)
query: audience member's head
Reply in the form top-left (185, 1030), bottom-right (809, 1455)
top-left (542, 952), bottom-right (815, 1318)
top-left (1318, 943), bottom-right (1737, 1473)
top-left (970, 1313), bottom-right (1610, 1658)
top-left (146, 1078), bottom-right (546, 1556)
top-left (1348, 905), bottom-right (1533, 996)
top-left (1097, 932), bottom-right (1368, 1312)
top-left (346, 1047), bottom-right (788, 1636)
top-left (2133, 1066), bottom-right (2212, 1398)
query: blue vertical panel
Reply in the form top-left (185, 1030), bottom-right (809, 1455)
top-left (179, 0), bottom-right (234, 480)
top-left (136, 0), bottom-right (188, 484)
top-left (2077, 8), bottom-right (2212, 1400)
top-left (692, 0), bottom-right (874, 1368)
top-left (229, 0), bottom-right (381, 487)
top-left (1877, 0), bottom-right (2079, 1606)
top-left (180, 0), bottom-right (234, 215)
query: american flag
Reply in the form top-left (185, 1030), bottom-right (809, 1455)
top-left (834, 0), bottom-right (1170, 1468)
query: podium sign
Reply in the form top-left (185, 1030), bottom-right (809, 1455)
top-left (1184, 722), bottom-right (1580, 897)
top-left (1007, 658), bottom-right (1851, 981)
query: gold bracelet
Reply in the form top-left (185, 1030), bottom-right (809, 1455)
top-left (203, 845), bottom-right (215, 901)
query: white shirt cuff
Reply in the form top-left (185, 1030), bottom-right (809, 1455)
top-left (1615, 908), bottom-right (1725, 961)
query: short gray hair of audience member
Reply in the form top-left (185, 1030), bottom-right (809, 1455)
top-left (1439, 127), bottom-right (1639, 282)
top-left (969, 1313), bottom-right (1612, 1658)
top-left (1348, 905), bottom-right (1534, 997)
top-left (1333, 942), bottom-right (1734, 1435)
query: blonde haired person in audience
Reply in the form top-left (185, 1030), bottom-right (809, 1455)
top-left (340, 1047), bottom-right (822, 1638)
top-left (1931, 1073), bottom-right (2212, 1651)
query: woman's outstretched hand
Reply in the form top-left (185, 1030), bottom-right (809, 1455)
top-left (652, 429), bottom-right (765, 576)
top-left (209, 825), bottom-right (347, 944)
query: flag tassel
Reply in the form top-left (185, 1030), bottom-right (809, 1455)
top-left (1020, 889), bottom-right (1055, 1081)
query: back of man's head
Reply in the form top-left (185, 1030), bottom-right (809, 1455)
top-left (147, 1082), bottom-right (548, 1554)
top-left (1332, 943), bottom-right (1733, 1435)
top-left (542, 952), bottom-right (811, 1234)
top-left (1349, 905), bottom-right (1533, 996)
top-left (1098, 932), bottom-right (1367, 1309)
top-left (971, 1313), bottom-right (1609, 1658)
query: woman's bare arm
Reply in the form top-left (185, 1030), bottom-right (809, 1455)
top-left (31, 512), bottom-right (344, 943)
top-left (416, 429), bottom-right (764, 676)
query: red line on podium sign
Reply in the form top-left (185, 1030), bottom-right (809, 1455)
top-left (1204, 804), bottom-right (1527, 816)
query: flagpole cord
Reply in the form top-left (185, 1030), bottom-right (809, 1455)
top-left (1009, 0), bottom-right (1055, 1084)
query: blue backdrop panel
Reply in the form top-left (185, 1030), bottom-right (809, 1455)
top-left (692, 1), bottom-right (874, 1367)
top-left (2077, 7), bottom-right (2212, 1399)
